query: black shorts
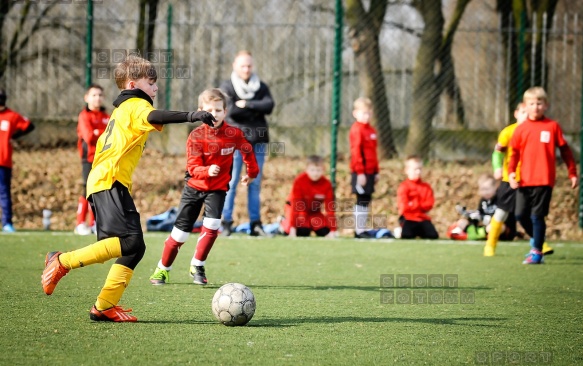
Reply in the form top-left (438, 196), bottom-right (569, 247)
top-left (351, 173), bottom-right (376, 195)
top-left (173, 184), bottom-right (226, 232)
top-left (88, 180), bottom-right (142, 240)
top-left (515, 186), bottom-right (553, 217)
top-left (496, 181), bottom-right (516, 212)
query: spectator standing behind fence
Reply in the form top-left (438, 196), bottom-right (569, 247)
top-left (508, 86), bottom-right (578, 265)
top-left (220, 50), bottom-right (275, 237)
top-left (396, 155), bottom-right (439, 240)
top-left (0, 88), bottom-right (35, 233)
top-left (74, 84), bottom-right (110, 236)
top-left (349, 97), bottom-right (379, 239)
top-left (281, 155), bottom-right (338, 238)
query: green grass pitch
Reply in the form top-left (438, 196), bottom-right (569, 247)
top-left (2, 232), bottom-right (582, 365)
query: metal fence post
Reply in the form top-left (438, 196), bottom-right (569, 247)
top-left (330, 0), bottom-right (343, 192)
top-left (165, 3), bottom-right (172, 110)
top-left (85, 0), bottom-right (93, 88)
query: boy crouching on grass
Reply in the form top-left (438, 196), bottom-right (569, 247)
top-left (41, 55), bottom-right (216, 322)
top-left (149, 88), bottom-right (258, 286)
top-left (281, 155), bottom-right (337, 238)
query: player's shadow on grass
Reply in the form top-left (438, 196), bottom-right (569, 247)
top-left (247, 316), bottom-right (505, 328)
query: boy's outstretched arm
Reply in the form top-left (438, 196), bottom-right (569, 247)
top-left (559, 144), bottom-right (578, 189)
top-left (147, 110), bottom-right (216, 125)
top-left (492, 146), bottom-right (505, 180)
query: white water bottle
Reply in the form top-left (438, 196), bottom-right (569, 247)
top-left (42, 209), bottom-right (52, 231)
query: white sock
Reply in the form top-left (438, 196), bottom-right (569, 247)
top-left (191, 258), bottom-right (205, 267)
top-left (354, 205), bottom-right (369, 234)
top-left (157, 260), bottom-right (172, 271)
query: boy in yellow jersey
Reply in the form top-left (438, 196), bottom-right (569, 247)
top-left (484, 103), bottom-right (553, 256)
top-left (41, 55), bottom-right (216, 322)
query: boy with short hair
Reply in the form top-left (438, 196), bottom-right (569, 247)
top-left (281, 155), bottom-right (337, 238)
top-left (41, 55), bottom-right (216, 322)
top-left (0, 88), bottom-right (35, 233)
top-left (397, 155), bottom-right (438, 239)
top-left (349, 97), bottom-right (379, 239)
top-left (508, 86), bottom-right (578, 264)
top-left (149, 88), bottom-right (258, 286)
top-left (75, 84), bottom-right (109, 235)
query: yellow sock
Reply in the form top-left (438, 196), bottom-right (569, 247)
top-left (95, 264), bottom-right (134, 311)
top-left (59, 237), bottom-right (122, 270)
top-left (486, 218), bottom-right (504, 248)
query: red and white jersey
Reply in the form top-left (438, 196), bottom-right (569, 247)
top-left (349, 121), bottom-right (379, 175)
top-left (509, 117), bottom-right (576, 187)
top-left (397, 178), bottom-right (435, 222)
top-left (287, 172), bottom-right (337, 230)
top-left (77, 107), bottom-right (110, 163)
top-left (0, 108), bottom-right (32, 168)
top-left (186, 122), bottom-right (258, 192)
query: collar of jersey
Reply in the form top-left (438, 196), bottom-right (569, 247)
top-left (113, 89), bottom-right (154, 108)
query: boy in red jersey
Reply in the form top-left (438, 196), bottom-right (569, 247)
top-left (41, 55), bottom-right (216, 322)
top-left (349, 97), bottom-right (379, 239)
top-left (508, 87), bottom-right (578, 264)
top-left (149, 88), bottom-right (258, 286)
top-left (75, 84), bottom-right (110, 235)
top-left (281, 155), bottom-right (337, 238)
top-left (0, 88), bottom-right (35, 233)
top-left (397, 155), bottom-right (438, 239)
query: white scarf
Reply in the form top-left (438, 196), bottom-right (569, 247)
top-left (231, 71), bottom-right (261, 100)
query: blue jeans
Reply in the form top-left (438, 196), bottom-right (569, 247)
top-left (0, 167), bottom-right (13, 226)
top-left (222, 143), bottom-right (266, 223)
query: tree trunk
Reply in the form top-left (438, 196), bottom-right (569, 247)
top-left (404, 0), bottom-right (444, 158)
top-left (136, 0), bottom-right (159, 57)
top-left (346, 0), bottom-right (396, 158)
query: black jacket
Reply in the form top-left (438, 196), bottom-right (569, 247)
top-left (220, 79), bottom-right (274, 145)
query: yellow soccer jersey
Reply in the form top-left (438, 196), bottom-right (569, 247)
top-left (497, 123), bottom-right (520, 182)
top-left (87, 96), bottom-right (162, 196)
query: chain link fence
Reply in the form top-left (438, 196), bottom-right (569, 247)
top-left (1, 0), bottom-right (582, 159)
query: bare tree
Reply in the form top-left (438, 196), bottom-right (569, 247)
top-left (404, 0), bottom-right (471, 158)
top-left (136, 0), bottom-right (160, 58)
top-left (497, 0), bottom-right (559, 117)
top-left (0, 1), bottom-right (58, 81)
top-left (346, 0), bottom-right (397, 159)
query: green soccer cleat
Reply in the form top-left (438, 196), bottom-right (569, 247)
top-left (149, 267), bottom-right (170, 285)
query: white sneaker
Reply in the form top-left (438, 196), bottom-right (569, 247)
top-left (74, 223), bottom-right (92, 235)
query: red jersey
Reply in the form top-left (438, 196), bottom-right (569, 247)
top-left (397, 178), bottom-right (434, 222)
top-left (349, 121), bottom-right (379, 175)
top-left (0, 108), bottom-right (32, 168)
top-left (508, 117), bottom-right (577, 187)
top-left (186, 122), bottom-right (258, 192)
top-left (287, 172), bottom-right (337, 230)
top-left (77, 107), bottom-right (110, 163)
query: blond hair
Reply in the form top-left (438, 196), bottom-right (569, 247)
top-left (523, 87), bottom-right (547, 102)
top-left (235, 50), bottom-right (252, 58)
top-left (114, 55), bottom-right (157, 90)
top-left (478, 173), bottom-right (496, 188)
top-left (198, 88), bottom-right (227, 109)
top-left (405, 155), bottom-right (422, 164)
top-left (353, 97), bottom-right (372, 111)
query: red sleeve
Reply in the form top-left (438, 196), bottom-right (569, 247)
top-left (13, 113), bottom-right (30, 134)
top-left (237, 132), bottom-right (259, 178)
top-left (77, 111), bottom-right (98, 145)
top-left (559, 145), bottom-right (578, 179)
top-left (186, 134), bottom-right (210, 179)
top-left (508, 128), bottom-right (521, 174)
top-left (419, 184), bottom-right (434, 212)
top-left (349, 126), bottom-right (364, 174)
top-left (324, 180), bottom-right (337, 230)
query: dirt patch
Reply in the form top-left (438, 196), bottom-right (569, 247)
top-left (10, 147), bottom-right (583, 241)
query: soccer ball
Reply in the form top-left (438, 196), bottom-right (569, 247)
top-left (211, 283), bottom-right (256, 326)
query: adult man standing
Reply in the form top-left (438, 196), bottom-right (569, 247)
top-left (220, 50), bottom-right (275, 236)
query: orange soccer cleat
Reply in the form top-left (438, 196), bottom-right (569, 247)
top-left (89, 305), bottom-right (138, 322)
top-left (42, 251), bottom-right (69, 295)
